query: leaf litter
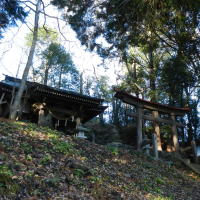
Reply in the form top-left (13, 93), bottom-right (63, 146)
top-left (0, 119), bottom-right (200, 199)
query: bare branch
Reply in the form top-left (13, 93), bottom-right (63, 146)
top-left (92, 64), bottom-right (99, 83)
top-left (24, 20), bottom-right (33, 32)
top-left (19, 0), bottom-right (36, 7)
top-left (0, 24), bottom-right (24, 61)
top-left (56, 18), bottom-right (71, 42)
top-left (21, 2), bottom-right (37, 13)
top-left (154, 30), bottom-right (177, 51)
top-left (40, 0), bottom-right (47, 28)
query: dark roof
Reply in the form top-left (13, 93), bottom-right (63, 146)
top-left (0, 75), bottom-right (107, 122)
top-left (3, 75), bottom-right (104, 104)
top-left (114, 88), bottom-right (189, 115)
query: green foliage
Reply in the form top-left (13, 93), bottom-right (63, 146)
top-left (93, 76), bottom-right (111, 100)
top-left (26, 154), bottom-right (32, 161)
top-left (0, 164), bottom-right (19, 195)
top-left (25, 26), bottom-right (58, 47)
top-left (89, 176), bottom-right (102, 184)
top-left (160, 56), bottom-right (195, 105)
top-left (20, 142), bottom-right (33, 154)
top-left (40, 154), bottom-right (52, 165)
top-left (39, 42), bottom-right (79, 89)
top-left (45, 177), bottom-right (61, 187)
top-left (106, 145), bottom-right (119, 156)
top-left (51, 0), bottom-right (199, 63)
top-left (25, 26), bottom-right (79, 89)
top-left (51, 139), bottom-right (74, 154)
top-left (0, 0), bottom-right (27, 38)
top-left (0, 165), bottom-right (13, 177)
top-left (89, 168), bottom-right (98, 176)
top-left (26, 170), bottom-right (34, 178)
top-left (73, 169), bottom-right (85, 177)
top-left (155, 177), bottom-right (165, 185)
top-left (159, 55), bottom-right (200, 140)
top-left (153, 196), bottom-right (173, 200)
top-left (143, 184), bottom-right (152, 192)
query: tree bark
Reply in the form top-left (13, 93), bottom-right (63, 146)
top-left (44, 65), bottom-right (49, 85)
top-left (152, 133), bottom-right (158, 159)
top-left (9, 0), bottom-right (41, 120)
top-left (79, 72), bottom-right (83, 94)
top-left (58, 66), bottom-right (63, 88)
top-left (152, 111), bottom-right (162, 151)
top-left (148, 44), bottom-right (157, 102)
top-left (184, 88), bottom-right (194, 143)
top-left (171, 113), bottom-right (179, 151)
top-left (136, 106), bottom-right (143, 150)
top-left (133, 63), bottom-right (139, 97)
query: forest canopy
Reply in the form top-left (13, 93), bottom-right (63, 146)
top-left (0, 0), bottom-right (27, 38)
top-left (50, 0), bottom-right (200, 141)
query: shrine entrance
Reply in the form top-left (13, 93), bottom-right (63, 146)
top-left (114, 89), bottom-right (189, 152)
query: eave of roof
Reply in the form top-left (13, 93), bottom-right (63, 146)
top-left (114, 88), bottom-right (190, 114)
top-left (3, 75), bottom-right (104, 104)
top-left (0, 82), bottom-right (13, 92)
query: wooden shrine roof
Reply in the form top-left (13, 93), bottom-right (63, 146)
top-left (114, 88), bottom-right (189, 116)
top-left (0, 75), bottom-right (107, 122)
top-left (2, 75), bottom-right (104, 104)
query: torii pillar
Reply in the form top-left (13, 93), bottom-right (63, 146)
top-left (171, 113), bottom-right (179, 152)
top-left (136, 106), bottom-right (143, 150)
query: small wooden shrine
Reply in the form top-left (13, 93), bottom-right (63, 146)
top-left (114, 88), bottom-right (190, 152)
top-left (0, 75), bottom-right (107, 133)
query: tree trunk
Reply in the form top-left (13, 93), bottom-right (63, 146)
top-left (148, 44), bottom-right (162, 151)
top-left (148, 44), bottom-right (157, 102)
top-left (44, 65), bottom-right (49, 85)
top-left (152, 133), bottom-right (158, 159)
top-left (112, 99), bottom-right (121, 127)
top-left (133, 63), bottom-right (139, 97)
top-left (79, 72), bottom-right (83, 94)
top-left (152, 111), bottom-right (162, 151)
top-left (184, 88), bottom-right (194, 143)
top-left (187, 112), bottom-right (194, 143)
top-left (58, 66), bottom-right (63, 88)
top-left (99, 113), bottom-right (104, 125)
top-left (136, 106), bottom-right (143, 150)
top-left (171, 113), bottom-right (179, 151)
top-left (9, 0), bottom-right (41, 120)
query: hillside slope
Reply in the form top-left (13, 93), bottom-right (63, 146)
top-left (0, 119), bottom-right (200, 200)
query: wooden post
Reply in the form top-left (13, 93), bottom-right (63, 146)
top-left (152, 111), bottom-right (162, 151)
top-left (171, 113), bottom-right (179, 151)
top-left (38, 108), bottom-right (45, 126)
top-left (136, 106), bottom-right (143, 150)
top-left (75, 117), bottom-right (81, 138)
top-left (152, 133), bottom-right (158, 159)
top-left (0, 105), bottom-right (2, 116)
top-left (0, 93), bottom-right (5, 104)
top-left (191, 140), bottom-right (198, 163)
top-left (76, 117), bottom-right (81, 128)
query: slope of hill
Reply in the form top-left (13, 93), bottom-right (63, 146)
top-left (0, 119), bottom-right (200, 200)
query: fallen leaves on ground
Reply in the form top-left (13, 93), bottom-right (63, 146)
top-left (0, 119), bottom-right (200, 200)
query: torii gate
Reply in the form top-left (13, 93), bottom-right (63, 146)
top-left (114, 89), bottom-right (189, 152)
